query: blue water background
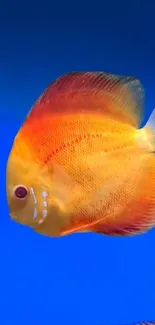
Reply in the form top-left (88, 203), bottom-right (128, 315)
top-left (1, 1), bottom-right (155, 324)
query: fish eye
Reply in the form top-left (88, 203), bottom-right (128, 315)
top-left (13, 185), bottom-right (28, 200)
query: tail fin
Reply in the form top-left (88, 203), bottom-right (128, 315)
top-left (142, 108), bottom-right (155, 152)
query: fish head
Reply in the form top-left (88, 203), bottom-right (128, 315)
top-left (6, 133), bottom-right (74, 235)
top-left (6, 134), bottom-right (54, 229)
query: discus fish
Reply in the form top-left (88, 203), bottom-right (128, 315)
top-left (133, 323), bottom-right (155, 325)
top-left (104, 321), bottom-right (155, 325)
top-left (120, 321), bottom-right (155, 325)
top-left (6, 71), bottom-right (155, 237)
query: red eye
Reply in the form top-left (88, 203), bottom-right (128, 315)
top-left (14, 185), bottom-right (28, 200)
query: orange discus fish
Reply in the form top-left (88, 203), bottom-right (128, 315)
top-left (6, 71), bottom-right (155, 237)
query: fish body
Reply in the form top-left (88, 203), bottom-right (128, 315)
top-left (6, 71), bottom-right (155, 237)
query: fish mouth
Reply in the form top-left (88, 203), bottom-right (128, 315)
top-left (10, 211), bottom-right (18, 221)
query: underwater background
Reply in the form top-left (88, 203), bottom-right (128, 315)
top-left (1, 1), bottom-right (155, 324)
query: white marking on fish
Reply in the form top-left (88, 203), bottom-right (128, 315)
top-left (30, 187), bottom-right (37, 204)
top-left (38, 219), bottom-right (44, 224)
top-left (30, 187), bottom-right (38, 220)
top-left (43, 210), bottom-right (47, 218)
top-left (33, 207), bottom-right (38, 219)
top-left (42, 191), bottom-right (48, 198)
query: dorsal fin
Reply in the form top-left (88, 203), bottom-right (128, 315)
top-left (28, 71), bottom-right (145, 127)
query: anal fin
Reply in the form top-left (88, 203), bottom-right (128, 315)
top-left (89, 223), bottom-right (149, 237)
